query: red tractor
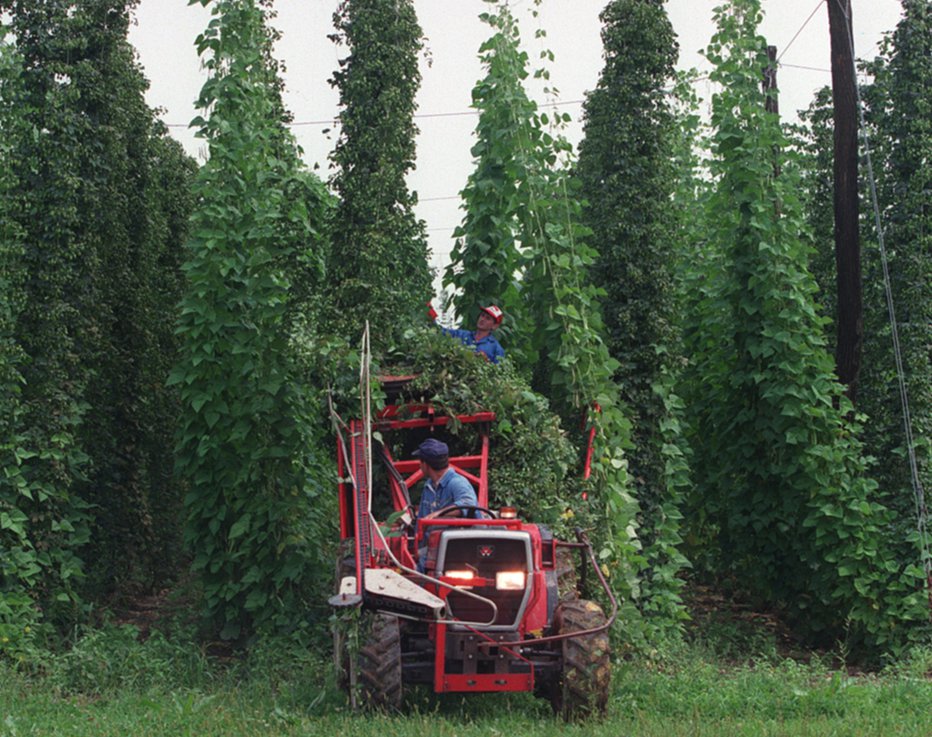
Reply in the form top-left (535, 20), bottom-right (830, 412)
top-left (330, 382), bottom-right (615, 720)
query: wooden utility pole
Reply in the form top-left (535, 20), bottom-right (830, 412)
top-left (762, 45), bottom-right (781, 179)
top-left (763, 45), bottom-right (779, 117)
top-left (827, 0), bottom-right (862, 403)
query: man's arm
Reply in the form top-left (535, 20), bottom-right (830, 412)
top-left (449, 474), bottom-right (478, 508)
top-left (428, 303), bottom-right (472, 341)
top-left (441, 326), bottom-right (473, 342)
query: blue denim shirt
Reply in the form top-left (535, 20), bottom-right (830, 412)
top-left (442, 327), bottom-right (505, 364)
top-left (417, 467), bottom-right (478, 518)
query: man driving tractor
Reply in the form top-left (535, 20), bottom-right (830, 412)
top-left (413, 438), bottom-right (477, 519)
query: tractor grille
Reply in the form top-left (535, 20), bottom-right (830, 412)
top-left (438, 531), bottom-right (532, 630)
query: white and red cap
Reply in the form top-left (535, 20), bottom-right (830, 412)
top-left (480, 305), bottom-right (504, 326)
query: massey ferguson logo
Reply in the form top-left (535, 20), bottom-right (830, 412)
top-left (478, 544), bottom-right (495, 558)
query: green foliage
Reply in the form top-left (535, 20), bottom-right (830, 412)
top-left (0, 24), bottom-right (36, 646)
top-left (172, 0), bottom-right (331, 640)
top-left (130, 134), bottom-right (199, 583)
top-left (444, 2), bottom-right (659, 632)
top-left (53, 1), bottom-right (198, 595)
top-left (1, 1), bottom-right (199, 641)
top-left (382, 329), bottom-right (578, 530)
top-left (576, 0), bottom-right (689, 629)
top-left (797, 86), bottom-right (837, 346)
top-left (517, 154), bottom-right (644, 607)
top-left (577, 0), bottom-right (679, 371)
top-left (511, 18), bottom-right (649, 629)
top-left (682, 0), bottom-right (928, 649)
top-left (326, 0), bottom-right (432, 348)
top-left (641, 367), bottom-right (691, 625)
top-left (797, 1), bottom-right (931, 615)
top-left (0, 0), bottom-right (126, 631)
top-left (444, 1), bottom-right (534, 338)
top-left (44, 623), bottom-right (211, 696)
top-left (5, 627), bottom-right (932, 735)
top-left (669, 69), bottom-right (715, 323)
top-left (857, 0), bottom-right (931, 558)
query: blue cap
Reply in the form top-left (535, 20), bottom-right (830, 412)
top-left (413, 438), bottom-right (449, 461)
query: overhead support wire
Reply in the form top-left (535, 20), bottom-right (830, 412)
top-left (777, 0), bottom-right (827, 64)
top-left (165, 97), bottom-right (586, 129)
top-left (779, 62), bottom-right (832, 73)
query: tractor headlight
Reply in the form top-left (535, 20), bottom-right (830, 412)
top-left (495, 571), bottom-right (526, 590)
top-left (445, 570), bottom-right (475, 581)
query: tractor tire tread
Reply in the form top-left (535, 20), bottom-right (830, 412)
top-left (552, 598), bottom-right (610, 721)
top-left (358, 614), bottom-right (403, 711)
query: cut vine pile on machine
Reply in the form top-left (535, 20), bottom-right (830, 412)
top-left (328, 328), bottom-right (613, 720)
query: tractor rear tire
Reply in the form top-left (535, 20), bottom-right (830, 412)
top-left (358, 613), bottom-right (404, 711)
top-left (550, 599), bottom-right (610, 721)
top-left (555, 545), bottom-right (579, 599)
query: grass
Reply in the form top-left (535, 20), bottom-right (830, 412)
top-left (1, 620), bottom-right (930, 737)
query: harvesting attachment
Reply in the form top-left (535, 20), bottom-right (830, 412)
top-left (329, 369), bottom-right (616, 720)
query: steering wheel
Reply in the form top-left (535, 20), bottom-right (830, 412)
top-left (424, 504), bottom-right (497, 520)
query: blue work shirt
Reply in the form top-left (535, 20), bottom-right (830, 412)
top-left (417, 467), bottom-right (478, 518)
top-left (442, 327), bottom-right (505, 364)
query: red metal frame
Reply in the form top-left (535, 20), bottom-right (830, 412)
top-left (335, 401), bottom-right (557, 696)
top-left (433, 619), bottom-right (534, 692)
top-left (336, 405), bottom-right (499, 593)
top-left (430, 596), bottom-right (536, 693)
top-left (372, 408), bottom-right (495, 510)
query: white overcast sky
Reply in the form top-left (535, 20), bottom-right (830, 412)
top-left (128, 0), bottom-right (904, 284)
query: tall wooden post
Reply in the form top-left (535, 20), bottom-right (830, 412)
top-left (827, 0), bottom-right (862, 403)
top-left (763, 45), bottom-right (781, 179)
top-left (763, 45), bottom-right (779, 116)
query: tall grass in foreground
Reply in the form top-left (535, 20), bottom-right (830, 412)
top-left (1, 622), bottom-right (930, 737)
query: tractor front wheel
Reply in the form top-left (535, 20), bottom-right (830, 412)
top-left (358, 613), bottom-right (404, 711)
top-left (550, 599), bottom-right (610, 721)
